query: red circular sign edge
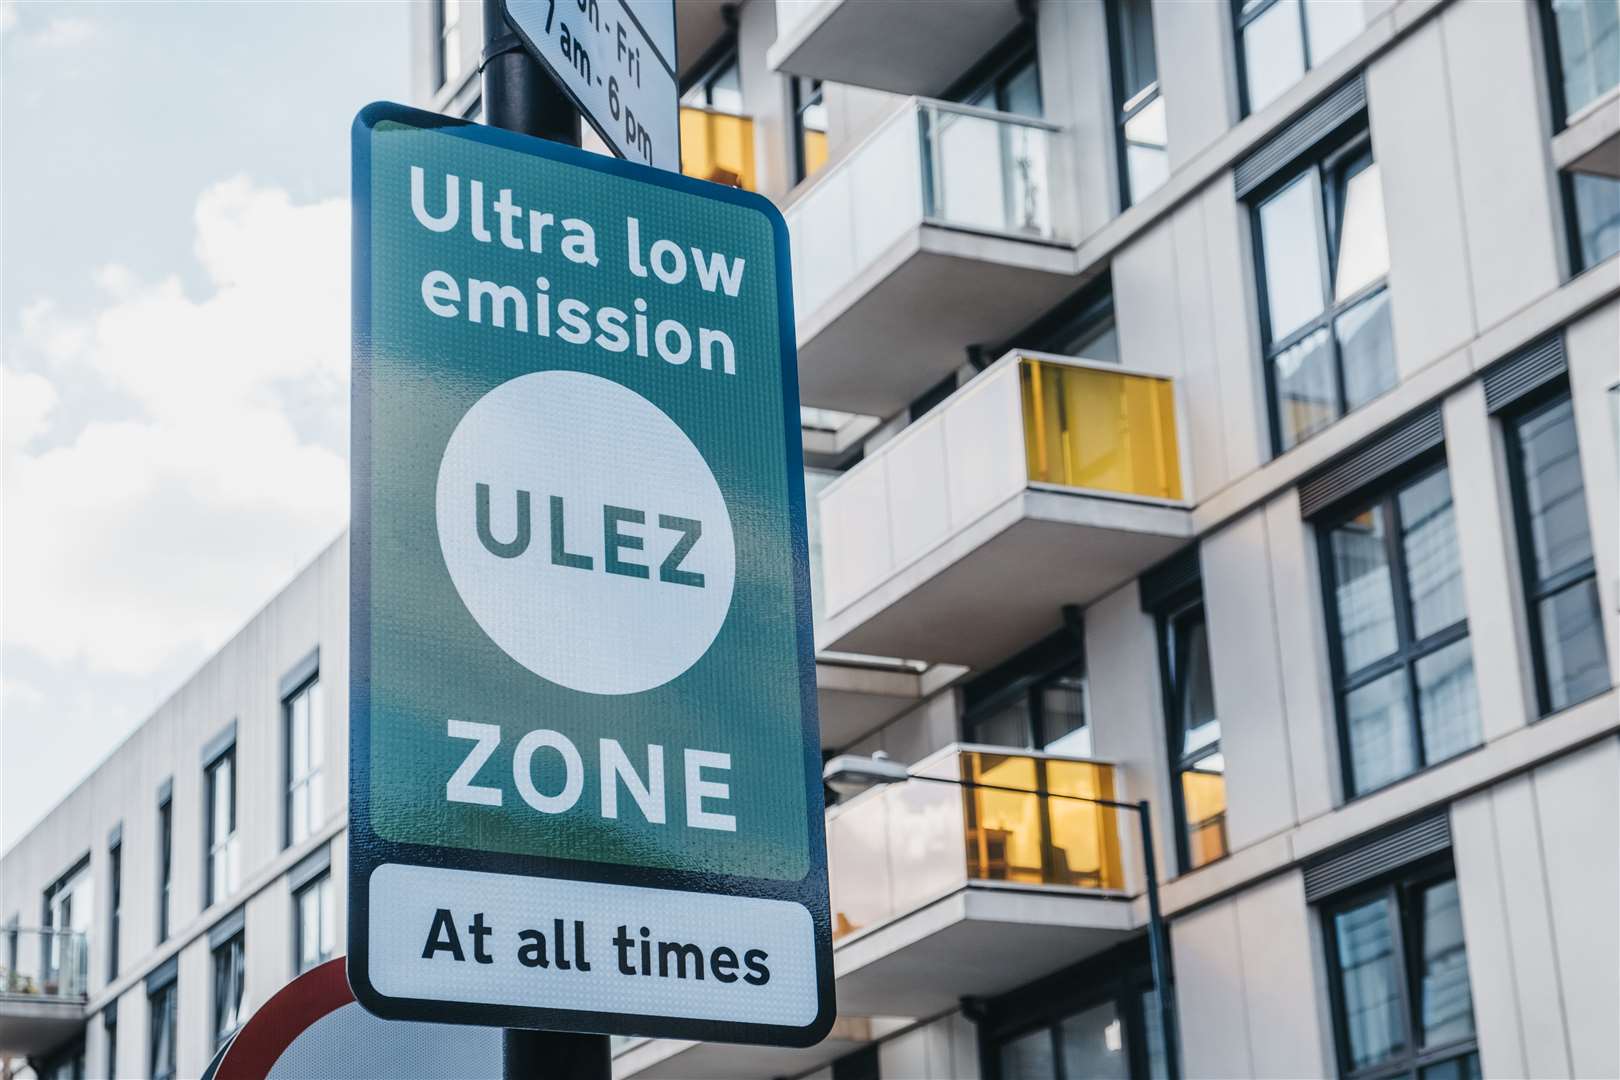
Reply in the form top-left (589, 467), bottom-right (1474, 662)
top-left (215, 957), bottom-right (354, 1080)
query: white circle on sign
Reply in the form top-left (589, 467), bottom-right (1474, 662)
top-left (435, 370), bottom-right (735, 695)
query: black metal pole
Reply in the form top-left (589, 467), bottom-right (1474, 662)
top-left (479, 3), bottom-right (599, 1077)
top-left (481, 0), bottom-right (581, 145)
top-left (1135, 799), bottom-right (1181, 1080)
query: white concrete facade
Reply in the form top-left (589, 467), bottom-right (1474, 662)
top-left (5, 0), bottom-right (1619, 1078)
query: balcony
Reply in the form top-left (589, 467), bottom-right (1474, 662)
top-left (0, 928), bottom-right (88, 1057)
top-left (768, 0), bottom-right (1022, 97)
top-left (787, 99), bottom-right (1077, 417)
top-left (679, 107), bottom-right (756, 191)
top-left (829, 746), bottom-right (1136, 1015)
top-left (817, 353), bottom-right (1192, 668)
top-left (613, 747), bottom-right (1137, 1078)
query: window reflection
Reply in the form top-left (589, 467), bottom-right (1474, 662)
top-left (1239, 0), bottom-right (1368, 113)
top-left (1162, 596), bottom-right (1227, 869)
top-left (1549, 0), bottom-right (1620, 120)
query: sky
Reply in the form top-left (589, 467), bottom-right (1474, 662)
top-left (2, 1), bottom-right (410, 850)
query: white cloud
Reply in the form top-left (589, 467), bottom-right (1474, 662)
top-left (32, 15), bottom-right (95, 48)
top-left (3, 178), bottom-right (349, 676)
top-left (0, 2), bottom-right (17, 35)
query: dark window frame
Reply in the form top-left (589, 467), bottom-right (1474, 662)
top-left (103, 1003), bottom-right (117, 1080)
top-left (1317, 457), bottom-right (1476, 799)
top-left (434, 0), bottom-right (463, 91)
top-left (210, 929), bottom-right (246, 1050)
top-left (156, 787), bottom-right (173, 944)
top-left (107, 834), bottom-right (122, 980)
top-left (1536, 0), bottom-right (1620, 129)
top-left (283, 670), bottom-right (324, 850)
top-left (1155, 592), bottom-right (1228, 873)
top-left (959, 660), bottom-right (1088, 751)
top-left (148, 976), bottom-right (178, 1080)
top-left (979, 939), bottom-right (1166, 1080)
top-left (204, 744), bottom-right (237, 908)
top-left (790, 76), bottom-right (826, 185)
top-left (1502, 382), bottom-right (1611, 716)
top-left (1320, 859), bottom-right (1479, 1080)
top-left (941, 25), bottom-right (1043, 116)
top-left (680, 38), bottom-right (741, 112)
top-left (1232, 0), bottom-right (1362, 117)
top-left (292, 870), bottom-right (335, 976)
top-left (1249, 125), bottom-right (1393, 456)
top-left (1106, 0), bottom-right (1165, 209)
top-left (41, 854), bottom-right (91, 992)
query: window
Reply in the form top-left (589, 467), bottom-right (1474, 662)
top-left (156, 790), bottom-right (172, 944)
top-left (946, 27), bottom-right (1042, 118)
top-left (107, 835), bottom-right (121, 979)
top-left (1014, 277), bottom-right (1120, 365)
top-left (1323, 867), bottom-right (1477, 1080)
top-left (285, 674), bottom-right (326, 848)
top-left (1253, 131), bottom-right (1395, 453)
top-left (791, 77), bottom-right (827, 183)
top-left (1236, 0), bottom-right (1367, 114)
top-left (212, 930), bottom-right (246, 1049)
top-left (42, 858), bottom-right (91, 995)
top-left (437, 0), bottom-right (463, 90)
top-left (103, 1005), bottom-right (117, 1080)
top-left (966, 666), bottom-right (1092, 757)
top-left (681, 46), bottom-right (741, 113)
top-left (983, 942), bottom-right (1169, 1080)
top-left (294, 872), bottom-right (336, 975)
top-left (1564, 171), bottom-right (1620, 272)
top-left (1321, 465), bottom-right (1480, 797)
top-left (205, 747), bottom-right (239, 906)
top-left (1109, 0), bottom-right (1168, 205)
top-left (148, 978), bottom-right (177, 1080)
top-left (1159, 597), bottom-right (1227, 870)
top-left (1506, 389), bottom-right (1611, 714)
top-left (1542, 0), bottom-right (1620, 124)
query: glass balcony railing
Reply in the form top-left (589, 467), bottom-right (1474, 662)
top-left (787, 98), bottom-right (1065, 323)
top-left (1019, 357), bottom-right (1183, 502)
top-left (1, 928), bottom-right (89, 1000)
top-left (680, 107), bottom-right (757, 191)
top-left (827, 747), bottom-right (1126, 942)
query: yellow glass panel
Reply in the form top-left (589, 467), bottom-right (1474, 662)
top-left (1019, 359), bottom-right (1183, 501)
top-left (964, 753), bottom-right (1043, 883)
top-left (802, 129), bottom-right (829, 179)
top-left (1180, 768), bottom-right (1228, 868)
top-left (679, 108), bottom-right (757, 191)
top-left (1046, 759), bottom-right (1125, 890)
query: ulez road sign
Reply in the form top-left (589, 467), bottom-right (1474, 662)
top-left (349, 101), bottom-right (833, 1046)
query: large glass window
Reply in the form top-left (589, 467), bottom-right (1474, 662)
top-left (107, 836), bottom-right (121, 980)
top-left (1544, 0), bottom-right (1620, 123)
top-left (1236, 0), bottom-right (1367, 114)
top-left (205, 747), bottom-right (239, 906)
top-left (285, 674), bottom-right (326, 848)
top-left (43, 859), bottom-right (92, 994)
top-left (681, 46), bottom-right (742, 114)
top-left (1322, 465), bottom-right (1480, 797)
top-left (1254, 134), bottom-right (1395, 453)
top-left (791, 77), bottom-right (828, 184)
top-left (294, 872), bottom-right (337, 975)
top-left (1110, 0), bottom-right (1168, 205)
top-left (437, 0), bottom-right (463, 89)
top-left (1161, 598), bottom-right (1226, 870)
top-left (989, 976), bottom-right (1168, 1080)
top-left (1325, 868), bottom-right (1478, 1080)
top-left (148, 979), bottom-right (177, 1080)
top-left (157, 792), bottom-right (172, 943)
top-left (212, 930), bottom-right (246, 1049)
top-left (1506, 390), bottom-right (1611, 714)
top-left (966, 666), bottom-right (1092, 757)
top-left (1565, 172), bottom-right (1620, 272)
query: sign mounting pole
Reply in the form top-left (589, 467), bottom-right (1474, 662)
top-left (479, 4), bottom-right (603, 1076)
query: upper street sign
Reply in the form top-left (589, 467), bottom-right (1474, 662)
top-left (348, 102), bottom-right (833, 1046)
top-left (502, 0), bottom-right (680, 173)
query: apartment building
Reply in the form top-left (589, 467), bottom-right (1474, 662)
top-left (4, 0), bottom-right (1618, 1078)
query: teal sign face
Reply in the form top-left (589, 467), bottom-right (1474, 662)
top-left (349, 103), bottom-right (832, 1046)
